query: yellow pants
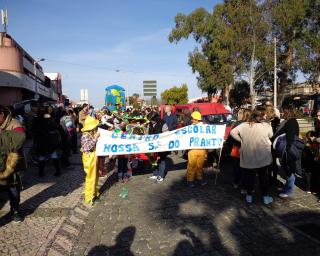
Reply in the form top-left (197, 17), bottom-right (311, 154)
top-left (82, 152), bottom-right (99, 204)
top-left (187, 149), bottom-right (207, 182)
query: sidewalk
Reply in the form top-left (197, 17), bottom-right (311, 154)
top-left (0, 149), bottom-right (111, 256)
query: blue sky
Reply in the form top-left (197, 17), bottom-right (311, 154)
top-left (2, 0), bottom-right (220, 106)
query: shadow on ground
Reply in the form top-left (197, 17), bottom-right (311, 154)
top-left (0, 166), bottom-right (84, 227)
top-left (88, 226), bottom-right (136, 256)
top-left (147, 161), bottom-right (320, 255)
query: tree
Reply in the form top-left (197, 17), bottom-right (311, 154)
top-left (169, 1), bottom-right (272, 105)
top-left (265, 0), bottom-right (310, 102)
top-left (297, 0), bottom-right (320, 85)
top-left (229, 80), bottom-right (250, 108)
top-left (161, 84), bottom-right (188, 104)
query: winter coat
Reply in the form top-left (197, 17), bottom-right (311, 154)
top-left (32, 116), bottom-right (61, 155)
top-left (0, 130), bottom-right (26, 185)
top-left (148, 120), bottom-right (169, 159)
top-left (272, 118), bottom-right (304, 176)
top-left (163, 113), bottom-right (178, 131)
top-left (230, 122), bottom-right (273, 169)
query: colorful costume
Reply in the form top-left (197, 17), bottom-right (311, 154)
top-left (80, 116), bottom-right (100, 204)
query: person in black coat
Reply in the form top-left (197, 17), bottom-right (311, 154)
top-left (272, 106), bottom-right (300, 198)
top-left (32, 107), bottom-right (61, 177)
top-left (147, 111), bottom-right (169, 183)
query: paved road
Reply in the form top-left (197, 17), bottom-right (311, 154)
top-left (1, 152), bottom-right (320, 256)
top-left (72, 156), bottom-right (320, 256)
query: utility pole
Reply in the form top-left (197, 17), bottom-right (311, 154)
top-left (273, 37), bottom-right (277, 107)
top-left (1, 9), bottom-right (8, 33)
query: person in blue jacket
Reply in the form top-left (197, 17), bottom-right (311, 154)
top-left (163, 105), bottom-right (178, 131)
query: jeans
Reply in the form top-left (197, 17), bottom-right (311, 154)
top-left (153, 159), bottom-right (166, 178)
top-left (283, 173), bottom-right (295, 196)
top-left (244, 166), bottom-right (269, 197)
top-left (8, 184), bottom-right (21, 213)
top-left (232, 158), bottom-right (242, 185)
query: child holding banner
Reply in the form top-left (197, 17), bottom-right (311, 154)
top-left (186, 111), bottom-right (207, 188)
top-left (80, 116), bottom-right (100, 205)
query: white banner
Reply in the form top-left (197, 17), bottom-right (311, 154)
top-left (96, 124), bottom-right (226, 156)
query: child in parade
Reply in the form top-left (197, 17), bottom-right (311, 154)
top-left (302, 131), bottom-right (319, 194)
top-left (80, 116), bottom-right (100, 205)
top-left (186, 111), bottom-right (207, 187)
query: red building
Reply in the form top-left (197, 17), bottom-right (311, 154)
top-left (0, 32), bottom-right (60, 105)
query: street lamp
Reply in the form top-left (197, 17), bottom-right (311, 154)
top-left (116, 69), bottom-right (129, 106)
top-left (33, 58), bottom-right (45, 100)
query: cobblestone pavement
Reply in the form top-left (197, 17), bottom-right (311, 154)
top-left (1, 151), bottom-right (320, 256)
top-left (71, 155), bottom-right (320, 256)
top-left (0, 144), bottom-right (113, 256)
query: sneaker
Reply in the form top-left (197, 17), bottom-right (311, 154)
top-left (246, 195), bottom-right (253, 204)
top-left (187, 181), bottom-right (195, 188)
top-left (156, 177), bottom-right (164, 183)
top-left (263, 196), bottom-right (273, 205)
top-left (240, 189), bottom-right (247, 195)
top-left (11, 212), bottom-right (24, 223)
top-left (306, 191), bottom-right (312, 194)
top-left (198, 180), bottom-right (207, 186)
top-left (149, 175), bottom-right (158, 180)
top-left (279, 193), bottom-right (289, 198)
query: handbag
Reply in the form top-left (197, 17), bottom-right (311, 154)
top-left (230, 145), bottom-right (240, 158)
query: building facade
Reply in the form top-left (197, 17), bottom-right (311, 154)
top-left (0, 32), bottom-right (59, 105)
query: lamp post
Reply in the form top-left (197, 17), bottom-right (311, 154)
top-left (33, 58), bottom-right (45, 100)
top-left (273, 38), bottom-right (277, 107)
top-left (116, 69), bottom-right (129, 106)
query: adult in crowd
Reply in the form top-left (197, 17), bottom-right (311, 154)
top-left (79, 103), bottom-right (89, 129)
top-left (265, 101), bottom-right (281, 119)
top-left (69, 109), bottom-right (79, 154)
top-left (311, 85), bottom-right (320, 117)
top-left (147, 111), bottom-right (169, 183)
top-left (229, 108), bottom-right (251, 192)
top-left (59, 110), bottom-right (74, 165)
top-left (163, 105), bottom-right (178, 131)
top-left (0, 105), bottom-right (26, 222)
top-left (32, 107), bottom-right (62, 177)
top-left (80, 116), bottom-right (100, 205)
top-left (230, 106), bottom-right (274, 205)
top-left (186, 111), bottom-right (207, 188)
top-left (273, 105), bottom-right (302, 199)
top-left (265, 105), bottom-right (281, 185)
top-left (314, 109), bottom-right (320, 137)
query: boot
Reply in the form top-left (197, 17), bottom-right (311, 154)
top-left (263, 196), bottom-right (273, 205)
top-left (246, 195), bottom-right (253, 204)
top-left (38, 161), bottom-right (45, 177)
top-left (53, 159), bottom-right (61, 177)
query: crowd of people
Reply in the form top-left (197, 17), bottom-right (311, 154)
top-left (0, 94), bottom-right (320, 222)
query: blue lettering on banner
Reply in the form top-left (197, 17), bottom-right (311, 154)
top-left (149, 142), bottom-right (155, 150)
top-left (111, 132), bottom-right (118, 139)
top-left (169, 140), bottom-right (180, 149)
top-left (103, 144), bottom-right (140, 153)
